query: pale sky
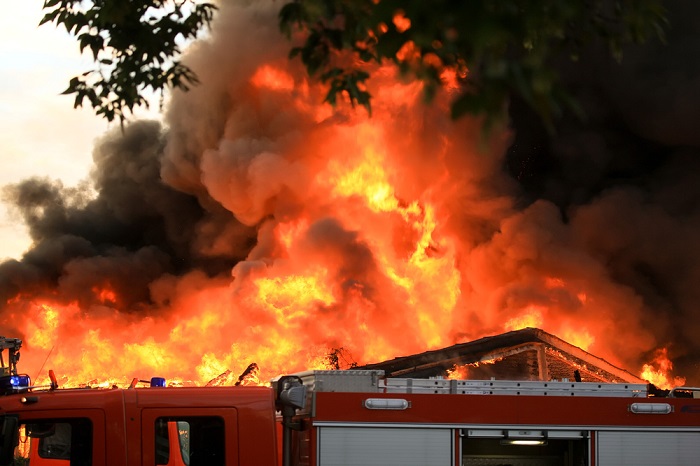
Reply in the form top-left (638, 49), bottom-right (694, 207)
top-left (0, 1), bottom-right (159, 260)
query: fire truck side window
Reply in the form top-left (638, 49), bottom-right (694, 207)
top-left (22, 418), bottom-right (92, 466)
top-left (37, 422), bottom-right (71, 459)
top-left (154, 417), bottom-right (224, 466)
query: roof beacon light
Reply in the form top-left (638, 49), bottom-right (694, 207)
top-left (150, 377), bottom-right (166, 388)
top-left (0, 374), bottom-right (31, 395)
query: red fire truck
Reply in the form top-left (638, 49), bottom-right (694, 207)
top-left (0, 338), bottom-right (699, 466)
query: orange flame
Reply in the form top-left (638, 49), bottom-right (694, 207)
top-left (447, 358), bottom-right (501, 380)
top-left (504, 305), bottom-right (544, 331)
top-left (93, 286), bottom-right (117, 304)
top-left (641, 348), bottom-right (686, 390)
top-left (251, 65), bottom-right (295, 91)
top-left (392, 11), bottom-right (411, 33)
top-left (446, 364), bottom-right (469, 380)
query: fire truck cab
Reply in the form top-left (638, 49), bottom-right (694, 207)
top-left (0, 380), bottom-right (282, 466)
top-left (0, 337), bottom-right (306, 466)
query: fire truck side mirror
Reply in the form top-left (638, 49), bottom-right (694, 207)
top-left (275, 375), bottom-right (307, 411)
top-left (279, 384), bottom-right (307, 410)
top-left (275, 376), bottom-right (307, 466)
top-left (0, 415), bottom-right (19, 466)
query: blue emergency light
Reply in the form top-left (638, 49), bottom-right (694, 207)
top-left (0, 374), bottom-right (31, 395)
top-left (150, 377), bottom-right (166, 387)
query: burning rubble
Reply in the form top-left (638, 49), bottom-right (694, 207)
top-left (0, 1), bottom-right (698, 388)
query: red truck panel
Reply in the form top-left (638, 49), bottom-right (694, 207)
top-left (312, 391), bottom-right (700, 428)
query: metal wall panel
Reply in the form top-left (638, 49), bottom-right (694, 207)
top-left (597, 431), bottom-right (700, 465)
top-left (317, 426), bottom-right (452, 466)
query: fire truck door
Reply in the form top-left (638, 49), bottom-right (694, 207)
top-left (141, 408), bottom-right (238, 466)
top-left (316, 426), bottom-right (453, 466)
top-left (16, 409), bottom-right (106, 466)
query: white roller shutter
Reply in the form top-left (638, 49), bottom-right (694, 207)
top-left (597, 431), bottom-right (700, 465)
top-left (318, 426), bottom-right (453, 466)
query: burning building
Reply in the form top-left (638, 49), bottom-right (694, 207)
top-left (359, 327), bottom-right (645, 384)
top-left (0, 1), bottom-right (697, 388)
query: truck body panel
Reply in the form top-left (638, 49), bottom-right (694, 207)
top-left (287, 371), bottom-right (700, 466)
top-left (304, 391), bottom-right (700, 466)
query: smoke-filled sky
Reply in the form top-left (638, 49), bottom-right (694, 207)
top-left (1, 0), bottom-right (699, 387)
top-left (0, 1), bottom-right (159, 260)
top-left (0, 1), bottom-right (102, 259)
